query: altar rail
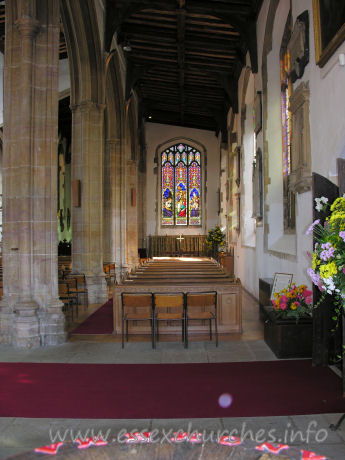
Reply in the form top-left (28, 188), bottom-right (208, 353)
top-left (148, 235), bottom-right (207, 257)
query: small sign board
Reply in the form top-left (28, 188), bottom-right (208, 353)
top-left (270, 273), bottom-right (293, 301)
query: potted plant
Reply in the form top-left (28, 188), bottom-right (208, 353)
top-left (205, 225), bottom-right (225, 260)
top-left (264, 284), bottom-right (313, 358)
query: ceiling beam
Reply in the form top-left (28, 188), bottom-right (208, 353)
top-left (177, 0), bottom-right (186, 122)
top-left (106, 0), bottom-right (263, 131)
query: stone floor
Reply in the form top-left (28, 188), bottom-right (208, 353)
top-left (0, 292), bottom-right (344, 459)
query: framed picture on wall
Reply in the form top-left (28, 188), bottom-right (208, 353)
top-left (252, 148), bottom-right (263, 221)
top-left (313, 0), bottom-right (345, 67)
top-left (270, 273), bottom-right (294, 301)
top-left (235, 146), bottom-right (241, 187)
top-left (235, 192), bottom-right (241, 234)
top-left (253, 91), bottom-right (262, 134)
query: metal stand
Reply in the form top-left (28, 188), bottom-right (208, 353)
top-left (330, 413), bottom-right (345, 431)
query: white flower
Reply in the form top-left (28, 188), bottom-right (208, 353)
top-left (314, 196), bottom-right (329, 212)
top-left (323, 276), bottom-right (336, 293)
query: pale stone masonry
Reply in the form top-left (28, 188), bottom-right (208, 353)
top-left (0, 0), bottom-right (65, 347)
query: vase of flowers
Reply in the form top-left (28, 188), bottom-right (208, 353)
top-left (263, 284), bottom-right (313, 358)
top-left (205, 225), bottom-right (225, 259)
top-left (306, 194), bottom-right (345, 330)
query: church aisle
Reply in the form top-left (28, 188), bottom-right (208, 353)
top-left (0, 295), bottom-right (344, 459)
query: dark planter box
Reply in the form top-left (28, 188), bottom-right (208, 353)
top-left (259, 278), bottom-right (273, 321)
top-left (263, 306), bottom-right (312, 359)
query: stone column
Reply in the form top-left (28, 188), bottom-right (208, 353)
top-left (0, 0), bottom-right (65, 347)
top-left (126, 159), bottom-right (138, 271)
top-left (106, 138), bottom-right (129, 282)
top-left (104, 138), bottom-right (119, 266)
top-left (70, 101), bottom-right (108, 304)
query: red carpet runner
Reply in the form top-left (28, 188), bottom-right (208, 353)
top-left (0, 360), bottom-right (344, 419)
top-left (71, 298), bottom-right (113, 334)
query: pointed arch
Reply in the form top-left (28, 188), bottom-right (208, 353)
top-left (105, 50), bottom-right (124, 140)
top-left (60, 0), bottom-right (104, 105)
top-left (156, 137), bottom-right (206, 230)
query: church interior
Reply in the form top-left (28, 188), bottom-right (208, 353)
top-left (1, 0), bottom-right (345, 458)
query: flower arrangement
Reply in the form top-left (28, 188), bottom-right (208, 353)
top-left (205, 225), bottom-right (226, 251)
top-left (271, 284), bottom-right (313, 322)
top-left (307, 194), bottom-right (345, 326)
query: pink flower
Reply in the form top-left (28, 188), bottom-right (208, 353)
top-left (280, 303), bottom-right (287, 310)
top-left (280, 295), bottom-right (288, 303)
top-left (305, 296), bottom-right (312, 305)
top-left (302, 289), bottom-right (313, 298)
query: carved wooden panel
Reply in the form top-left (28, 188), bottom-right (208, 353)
top-left (289, 82), bottom-right (311, 194)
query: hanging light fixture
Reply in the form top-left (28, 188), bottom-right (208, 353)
top-left (122, 40), bottom-right (132, 52)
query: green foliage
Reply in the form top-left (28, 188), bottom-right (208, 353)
top-left (205, 225), bottom-right (226, 249)
top-left (307, 195), bottom-right (345, 327)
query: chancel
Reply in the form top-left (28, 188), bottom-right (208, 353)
top-left (0, 0), bottom-right (345, 458)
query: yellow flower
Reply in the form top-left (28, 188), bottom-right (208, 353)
top-left (291, 302), bottom-right (298, 310)
top-left (329, 212), bottom-right (345, 222)
top-left (330, 197), bottom-right (345, 213)
top-left (319, 261), bottom-right (337, 279)
top-left (312, 253), bottom-right (318, 270)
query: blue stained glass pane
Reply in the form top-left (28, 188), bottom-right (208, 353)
top-left (175, 162), bottom-right (187, 226)
top-left (182, 152), bottom-right (187, 164)
top-left (162, 163), bottom-right (174, 226)
top-left (188, 162), bottom-right (201, 225)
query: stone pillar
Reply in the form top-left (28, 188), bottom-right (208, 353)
top-left (0, 0), bottom-right (65, 347)
top-left (70, 101), bottom-right (108, 304)
top-left (126, 159), bottom-right (138, 271)
top-left (106, 138), bottom-right (129, 282)
top-left (104, 138), bottom-right (120, 266)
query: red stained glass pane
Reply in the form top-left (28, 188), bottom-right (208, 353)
top-left (188, 162), bottom-right (201, 225)
top-left (162, 162), bottom-right (174, 225)
top-left (175, 162), bottom-right (187, 225)
top-left (161, 144), bottom-right (202, 226)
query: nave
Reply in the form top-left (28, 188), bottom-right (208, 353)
top-left (1, 256), bottom-right (345, 459)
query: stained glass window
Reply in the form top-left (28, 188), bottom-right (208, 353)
top-left (161, 143), bottom-right (201, 226)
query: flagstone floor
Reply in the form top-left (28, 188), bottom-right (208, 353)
top-left (0, 291), bottom-right (344, 459)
